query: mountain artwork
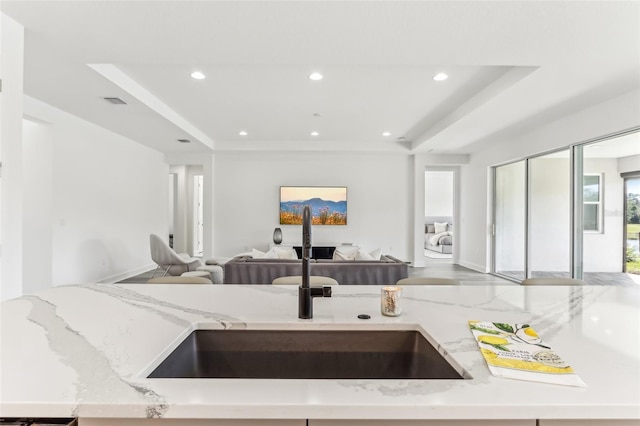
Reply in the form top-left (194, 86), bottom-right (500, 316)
top-left (280, 187), bottom-right (347, 225)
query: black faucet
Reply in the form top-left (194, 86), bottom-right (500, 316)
top-left (298, 205), bottom-right (332, 319)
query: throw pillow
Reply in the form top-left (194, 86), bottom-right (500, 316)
top-left (332, 246), bottom-right (359, 260)
top-left (427, 224), bottom-right (436, 233)
top-left (251, 248), bottom-right (278, 259)
top-left (272, 246), bottom-right (298, 259)
top-left (434, 222), bottom-right (448, 234)
top-left (356, 248), bottom-right (382, 260)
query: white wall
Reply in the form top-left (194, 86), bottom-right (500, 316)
top-left (618, 154), bottom-right (640, 174)
top-left (459, 89), bottom-right (640, 273)
top-left (214, 151), bottom-right (412, 259)
top-left (424, 171), bottom-right (453, 217)
top-left (22, 119), bottom-right (53, 294)
top-left (0, 13), bottom-right (24, 300)
top-left (25, 96), bottom-right (169, 285)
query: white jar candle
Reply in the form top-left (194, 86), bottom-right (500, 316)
top-left (381, 286), bottom-right (402, 317)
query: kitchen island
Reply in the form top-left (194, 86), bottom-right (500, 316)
top-left (1, 284), bottom-right (638, 425)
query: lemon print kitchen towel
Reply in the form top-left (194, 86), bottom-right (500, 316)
top-left (469, 321), bottom-right (586, 387)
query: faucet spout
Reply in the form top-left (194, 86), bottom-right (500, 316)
top-left (301, 205), bottom-right (312, 289)
top-left (298, 205), bottom-right (331, 319)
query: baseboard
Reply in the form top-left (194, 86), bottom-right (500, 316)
top-left (458, 259), bottom-right (489, 273)
top-left (98, 263), bottom-right (156, 284)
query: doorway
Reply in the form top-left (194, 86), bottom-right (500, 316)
top-left (193, 175), bottom-right (204, 257)
top-left (424, 169), bottom-right (455, 262)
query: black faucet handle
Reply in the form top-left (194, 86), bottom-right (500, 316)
top-left (309, 286), bottom-right (332, 297)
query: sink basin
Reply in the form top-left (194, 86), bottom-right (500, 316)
top-left (148, 329), bottom-right (467, 379)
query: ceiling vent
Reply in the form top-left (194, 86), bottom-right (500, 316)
top-left (177, 139), bottom-right (191, 144)
top-left (103, 97), bottom-right (127, 105)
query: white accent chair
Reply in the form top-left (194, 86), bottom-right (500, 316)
top-left (149, 234), bottom-right (203, 277)
top-left (396, 277), bottom-right (460, 285)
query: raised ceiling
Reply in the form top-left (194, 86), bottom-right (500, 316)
top-left (2, 1), bottom-right (639, 155)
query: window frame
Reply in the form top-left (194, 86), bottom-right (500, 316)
top-left (583, 173), bottom-right (604, 233)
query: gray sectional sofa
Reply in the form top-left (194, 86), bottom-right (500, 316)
top-left (223, 255), bottom-right (408, 285)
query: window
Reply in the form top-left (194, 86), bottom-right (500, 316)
top-left (583, 173), bottom-right (603, 232)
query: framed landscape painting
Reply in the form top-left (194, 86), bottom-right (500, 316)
top-left (280, 186), bottom-right (347, 225)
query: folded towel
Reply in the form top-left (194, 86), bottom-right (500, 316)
top-left (469, 321), bottom-right (586, 387)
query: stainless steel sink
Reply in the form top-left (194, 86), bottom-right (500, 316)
top-left (148, 329), bottom-right (467, 379)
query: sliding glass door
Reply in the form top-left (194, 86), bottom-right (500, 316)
top-left (529, 151), bottom-right (571, 279)
top-left (492, 129), bottom-right (640, 285)
top-left (580, 139), bottom-right (629, 282)
top-left (494, 161), bottom-right (526, 281)
top-left (625, 176), bottom-right (640, 274)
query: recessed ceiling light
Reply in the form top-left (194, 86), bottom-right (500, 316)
top-left (310, 131), bottom-right (319, 136)
top-left (382, 131), bottom-right (391, 137)
top-left (309, 72), bottom-right (323, 81)
top-left (239, 131), bottom-right (248, 136)
top-left (433, 73), bottom-right (448, 81)
top-left (190, 71), bottom-right (206, 80)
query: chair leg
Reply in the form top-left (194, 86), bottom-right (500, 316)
top-left (151, 265), bottom-right (171, 278)
top-left (150, 265), bottom-right (161, 279)
top-left (161, 266), bottom-right (170, 277)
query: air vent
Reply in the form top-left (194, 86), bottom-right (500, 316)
top-left (177, 139), bottom-right (191, 144)
top-left (103, 97), bottom-right (127, 105)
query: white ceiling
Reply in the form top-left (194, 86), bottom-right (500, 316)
top-left (2, 1), bottom-right (639, 155)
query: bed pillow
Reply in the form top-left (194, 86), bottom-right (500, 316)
top-left (426, 224), bottom-right (436, 233)
top-left (356, 248), bottom-right (382, 260)
top-left (434, 222), bottom-right (448, 233)
top-left (333, 246), bottom-right (359, 260)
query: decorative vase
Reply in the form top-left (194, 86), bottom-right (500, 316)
top-left (273, 227), bottom-right (283, 245)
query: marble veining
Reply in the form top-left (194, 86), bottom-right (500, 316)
top-left (1, 284), bottom-right (638, 420)
top-left (83, 283), bottom-right (247, 328)
top-left (23, 295), bottom-right (168, 418)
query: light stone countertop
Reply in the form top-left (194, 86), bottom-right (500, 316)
top-left (1, 284), bottom-right (639, 420)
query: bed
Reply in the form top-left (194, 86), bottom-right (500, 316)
top-left (424, 216), bottom-right (453, 254)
